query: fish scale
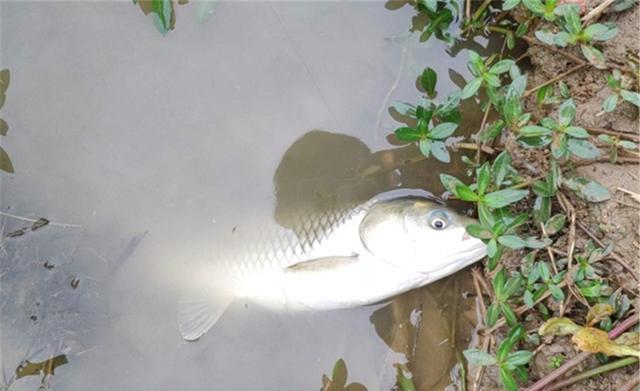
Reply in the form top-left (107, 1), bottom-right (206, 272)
top-left (221, 202), bottom-right (370, 285)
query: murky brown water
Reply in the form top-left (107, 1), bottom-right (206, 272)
top-left (0, 2), bottom-right (505, 390)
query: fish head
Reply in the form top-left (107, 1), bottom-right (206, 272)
top-left (360, 196), bottom-right (486, 275)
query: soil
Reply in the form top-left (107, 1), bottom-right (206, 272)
top-left (476, 2), bottom-right (640, 390)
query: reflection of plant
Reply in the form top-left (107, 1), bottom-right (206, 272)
top-left (0, 68), bottom-right (14, 174)
top-left (320, 359), bottom-right (367, 391)
top-left (464, 325), bottom-right (533, 391)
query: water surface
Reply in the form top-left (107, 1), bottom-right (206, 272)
top-left (1, 2), bottom-right (501, 390)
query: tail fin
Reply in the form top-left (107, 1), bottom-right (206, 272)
top-left (178, 292), bottom-right (231, 341)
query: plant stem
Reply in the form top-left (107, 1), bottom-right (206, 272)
top-left (546, 357), bottom-right (639, 390)
top-left (470, 0), bottom-right (493, 25)
top-left (523, 63), bottom-right (588, 97)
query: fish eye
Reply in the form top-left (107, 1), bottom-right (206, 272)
top-left (428, 211), bottom-right (449, 230)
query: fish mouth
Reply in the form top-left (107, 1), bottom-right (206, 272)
top-left (440, 240), bottom-right (487, 270)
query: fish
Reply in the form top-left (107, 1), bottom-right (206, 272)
top-left (178, 189), bottom-right (487, 341)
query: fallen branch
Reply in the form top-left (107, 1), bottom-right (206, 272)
top-left (582, 0), bottom-right (616, 24)
top-left (585, 127), bottom-right (640, 143)
top-left (546, 356), bottom-right (639, 390)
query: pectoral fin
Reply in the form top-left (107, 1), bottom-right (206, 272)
top-left (284, 255), bottom-right (359, 273)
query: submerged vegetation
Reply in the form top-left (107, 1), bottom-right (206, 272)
top-left (389, 0), bottom-right (640, 390)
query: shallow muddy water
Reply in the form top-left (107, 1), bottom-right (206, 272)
top-left (0, 2), bottom-right (504, 390)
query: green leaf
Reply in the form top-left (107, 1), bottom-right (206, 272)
top-left (332, 358), bottom-right (347, 388)
top-left (463, 349), bottom-right (497, 366)
top-left (468, 51), bottom-right (484, 75)
top-left (524, 237), bottom-right (552, 249)
top-left (492, 151), bottom-right (512, 187)
top-left (565, 126), bottom-right (589, 138)
top-left (429, 122), bottom-right (457, 139)
top-left (151, 0), bottom-right (173, 35)
top-left (533, 195), bottom-right (551, 225)
top-left (419, 138), bottom-right (432, 158)
top-left (478, 203), bottom-right (495, 227)
top-left (498, 235), bottom-right (527, 249)
top-left (484, 189), bottom-right (529, 208)
top-left (480, 120), bottom-right (505, 142)
top-left (581, 45), bottom-right (607, 69)
top-left (487, 303), bottom-right (500, 326)
top-left (538, 261), bottom-right (551, 282)
top-left (430, 140), bottom-right (450, 162)
top-left (462, 77), bottom-right (483, 99)
top-left (535, 29), bottom-right (556, 45)
top-left (395, 127), bottom-right (422, 142)
top-left (602, 94), bottom-right (619, 112)
top-left (466, 224), bottom-right (493, 240)
top-left (503, 0), bottom-right (521, 10)
top-left (585, 23), bottom-right (618, 41)
top-left (440, 174), bottom-right (465, 195)
top-left (621, 90), bottom-right (640, 107)
top-left (487, 238), bottom-right (498, 258)
top-left (196, 0), bottom-right (219, 24)
top-left (524, 290), bottom-right (534, 308)
top-left (506, 351), bottom-right (533, 367)
top-left (504, 276), bottom-right (523, 297)
top-left (501, 303), bottom-right (518, 326)
top-left (421, 67), bottom-right (438, 97)
top-left (493, 269), bottom-right (507, 297)
top-left (620, 140), bottom-right (638, 150)
top-left (500, 367), bottom-right (519, 391)
top-left (567, 139), bottom-right (600, 159)
top-left (561, 4), bottom-right (582, 34)
top-left (0, 146), bottom-right (14, 173)
top-left (558, 99), bottom-right (576, 127)
top-left (519, 125), bottom-right (552, 137)
top-left (544, 214), bottom-right (566, 235)
top-left (519, 136), bottom-right (552, 148)
top-left (551, 133), bottom-right (569, 159)
top-left (523, 0), bottom-right (545, 13)
top-left (563, 176), bottom-right (610, 202)
top-left (484, 73), bottom-right (501, 88)
top-left (490, 60), bottom-right (515, 75)
top-left (498, 324), bottom-right (525, 361)
top-left (419, 0), bottom-right (438, 12)
top-left (393, 101), bottom-right (417, 117)
top-left (477, 163), bottom-right (491, 195)
top-left (455, 183), bottom-right (480, 201)
top-left (549, 284), bottom-right (565, 301)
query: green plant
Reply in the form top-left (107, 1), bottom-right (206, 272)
top-left (535, 4), bottom-right (618, 68)
top-left (411, 0), bottom-right (459, 44)
top-left (393, 67), bottom-right (461, 162)
top-left (461, 51), bottom-right (514, 99)
top-left (602, 70), bottom-right (640, 112)
top-left (518, 99), bottom-right (599, 159)
top-left (549, 354), bottom-right (566, 369)
top-left (598, 134), bottom-right (638, 163)
top-left (464, 325), bottom-right (533, 391)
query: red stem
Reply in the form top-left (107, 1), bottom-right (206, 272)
top-left (524, 315), bottom-right (640, 391)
